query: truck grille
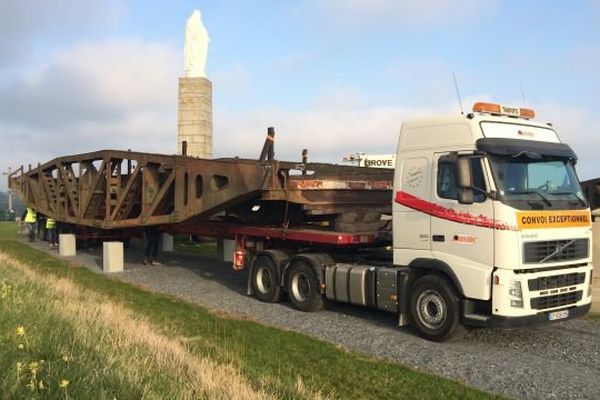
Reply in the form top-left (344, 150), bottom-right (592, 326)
top-left (528, 272), bottom-right (586, 291)
top-left (530, 291), bottom-right (582, 310)
top-left (523, 239), bottom-right (588, 264)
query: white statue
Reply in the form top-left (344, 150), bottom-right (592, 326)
top-left (184, 10), bottom-right (210, 78)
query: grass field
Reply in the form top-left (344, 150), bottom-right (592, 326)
top-left (586, 312), bottom-right (600, 320)
top-left (173, 235), bottom-right (218, 257)
top-left (0, 222), bottom-right (503, 399)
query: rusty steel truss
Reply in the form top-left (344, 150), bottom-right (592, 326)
top-left (9, 146), bottom-right (393, 232)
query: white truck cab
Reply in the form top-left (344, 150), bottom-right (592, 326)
top-left (394, 102), bottom-right (592, 340)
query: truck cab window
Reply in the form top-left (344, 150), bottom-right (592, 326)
top-left (437, 158), bottom-right (486, 202)
top-left (488, 155), bottom-right (586, 210)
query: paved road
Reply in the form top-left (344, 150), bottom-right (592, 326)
top-left (22, 238), bottom-right (600, 399)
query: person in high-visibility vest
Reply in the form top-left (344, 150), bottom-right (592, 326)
top-left (21, 207), bottom-right (37, 242)
top-left (46, 218), bottom-right (58, 248)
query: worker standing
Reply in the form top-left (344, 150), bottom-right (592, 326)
top-left (46, 218), bottom-right (58, 248)
top-left (22, 207), bottom-right (37, 242)
top-left (37, 213), bottom-right (47, 241)
top-left (143, 225), bottom-right (161, 266)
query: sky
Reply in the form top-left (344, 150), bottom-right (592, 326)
top-left (1, 0), bottom-right (599, 191)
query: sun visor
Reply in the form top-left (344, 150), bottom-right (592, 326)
top-left (476, 138), bottom-right (577, 160)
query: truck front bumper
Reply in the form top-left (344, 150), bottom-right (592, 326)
top-left (482, 303), bottom-right (591, 329)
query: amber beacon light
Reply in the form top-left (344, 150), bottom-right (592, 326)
top-left (472, 102), bottom-right (535, 119)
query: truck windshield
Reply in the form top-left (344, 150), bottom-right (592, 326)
top-left (488, 154), bottom-right (587, 210)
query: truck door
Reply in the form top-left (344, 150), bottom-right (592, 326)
top-left (393, 157), bottom-right (432, 255)
top-left (430, 153), bottom-right (494, 300)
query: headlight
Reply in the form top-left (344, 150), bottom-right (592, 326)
top-left (588, 269), bottom-right (593, 298)
top-left (509, 280), bottom-right (523, 308)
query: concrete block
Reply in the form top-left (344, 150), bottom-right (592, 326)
top-left (161, 233), bottom-right (174, 252)
top-left (58, 234), bottom-right (76, 256)
top-left (217, 239), bottom-right (235, 262)
top-left (103, 242), bottom-right (124, 273)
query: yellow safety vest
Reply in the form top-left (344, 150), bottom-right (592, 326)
top-left (24, 208), bottom-right (37, 223)
top-left (46, 218), bottom-right (56, 229)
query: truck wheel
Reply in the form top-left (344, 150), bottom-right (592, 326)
top-left (409, 275), bottom-right (461, 342)
top-left (251, 256), bottom-right (283, 303)
top-left (286, 261), bottom-right (324, 312)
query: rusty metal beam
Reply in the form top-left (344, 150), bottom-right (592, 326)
top-left (9, 149), bottom-right (393, 232)
top-left (81, 160), bottom-right (106, 221)
top-left (144, 167), bottom-right (176, 221)
top-left (109, 161), bottom-right (142, 221)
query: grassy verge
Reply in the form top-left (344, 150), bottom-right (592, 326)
top-left (0, 222), bottom-right (503, 399)
top-left (585, 312), bottom-right (600, 321)
top-left (174, 235), bottom-right (218, 257)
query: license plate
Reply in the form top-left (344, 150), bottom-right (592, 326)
top-left (548, 310), bottom-right (569, 321)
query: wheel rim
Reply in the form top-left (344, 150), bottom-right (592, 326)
top-left (291, 272), bottom-right (311, 302)
top-left (255, 266), bottom-right (272, 294)
top-left (416, 290), bottom-right (447, 330)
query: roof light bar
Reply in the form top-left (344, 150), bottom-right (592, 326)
top-left (472, 102), bottom-right (535, 119)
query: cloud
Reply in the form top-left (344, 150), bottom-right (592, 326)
top-left (536, 104), bottom-right (600, 181)
top-left (304, 0), bottom-right (497, 27)
top-left (2, 35), bottom-right (598, 199)
top-left (0, 0), bottom-right (125, 69)
top-left (213, 95), bottom-right (600, 185)
top-left (0, 39), bottom-right (180, 188)
top-left (213, 98), bottom-right (456, 163)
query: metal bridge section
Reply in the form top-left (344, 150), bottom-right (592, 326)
top-left (8, 149), bottom-right (393, 232)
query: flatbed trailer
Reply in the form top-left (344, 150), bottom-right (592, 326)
top-left (8, 133), bottom-right (402, 334)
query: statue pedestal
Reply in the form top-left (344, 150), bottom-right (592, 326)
top-left (178, 77), bottom-right (213, 158)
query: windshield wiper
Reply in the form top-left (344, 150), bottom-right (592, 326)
top-left (551, 191), bottom-right (587, 207)
top-left (509, 190), bottom-right (552, 206)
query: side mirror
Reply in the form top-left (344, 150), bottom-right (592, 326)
top-left (456, 158), bottom-right (472, 189)
top-left (458, 189), bottom-right (474, 204)
top-left (456, 158), bottom-right (474, 204)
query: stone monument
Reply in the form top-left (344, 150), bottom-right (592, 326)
top-left (178, 9), bottom-right (212, 158)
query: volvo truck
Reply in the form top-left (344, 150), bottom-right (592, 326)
top-left (9, 102), bottom-right (593, 341)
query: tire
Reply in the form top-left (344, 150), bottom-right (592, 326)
top-left (250, 256), bottom-right (283, 303)
top-left (286, 261), bottom-right (324, 312)
top-left (409, 274), bottom-right (462, 342)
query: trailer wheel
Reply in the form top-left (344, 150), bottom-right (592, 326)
top-left (409, 275), bottom-right (461, 342)
top-left (286, 261), bottom-right (323, 312)
top-left (250, 256), bottom-right (283, 303)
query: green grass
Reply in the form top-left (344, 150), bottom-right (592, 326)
top-left (585, 312), bottom-right (600, 321)
top-left (0, 266), bottom-right (147, 398)
top-left (174, 236), bottom-right (218, 257)
top-left (0, 222), bottom-right (503, 399)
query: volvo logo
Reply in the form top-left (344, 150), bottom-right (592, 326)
top-left (540, 240), bottom-right (575, 263)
